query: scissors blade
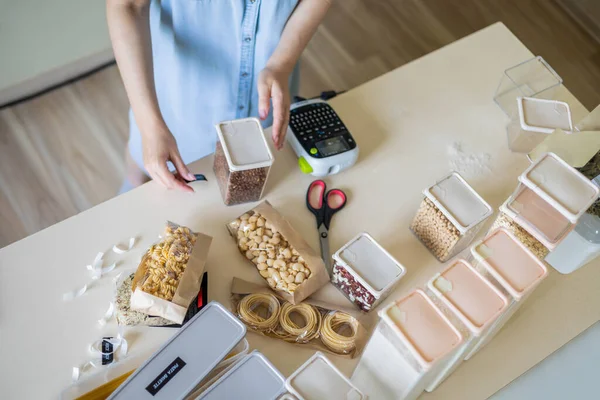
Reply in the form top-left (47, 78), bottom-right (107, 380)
top-left (318, 224), bottom-right (332, 277)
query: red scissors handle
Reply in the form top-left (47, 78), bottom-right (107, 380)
top-left (306, 180), bottom-right (347, 230)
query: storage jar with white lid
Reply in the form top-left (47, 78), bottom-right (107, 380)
top-left (519, 152), bottom-right (600, 223)
top-left (331, 232), bottom-right (406, 312)
top-left (214, 118), bottom-right (274, 206)
top-left (410, 172), bottom-right (493, 262)
top-left (506, 97), bottom-right (573, 153)
top-left (464, 228), bottom-right (549, 360)
top-left (285, 352), bottom-right (364, 400)
top-left (351, 289), bottom-right (464, 400)
top-left (424, 259), bottom-right (509, 391)
top-left (197, 350), bottom-right (285, 400)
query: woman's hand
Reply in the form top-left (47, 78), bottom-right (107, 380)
top-left (258, 65), bottom-right (291, 150)
top-left (142, 123), bottom-right (196, 192)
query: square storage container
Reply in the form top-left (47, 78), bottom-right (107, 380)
top-left (285, 352), bottom-right (364, 400)
top-left (351, 290), bottom-right (464, 400)
top-left (506, 97), bottom-right (573, 153)
top-left (214, 118), bottom-right (274, 206)
top-left (465, 228), bottom-right (549, 360)
top-left (410, 172), bottom-right (493, 262)
top-left (546, 213), bottom-right (600, 274)
top-left (494, 56), bottom-right (562, 117)
top-left (331, 232), bottom-right (406, 312)
top-left (197, 351), bottom-right (285, 400)
top-left (424, 259), bottom-right (509, 391)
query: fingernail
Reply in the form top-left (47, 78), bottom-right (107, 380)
top-left (259, 110), bottom-right (267, 119)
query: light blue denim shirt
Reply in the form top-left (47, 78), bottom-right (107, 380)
top-left (129, 0), bottom-right (300, 169)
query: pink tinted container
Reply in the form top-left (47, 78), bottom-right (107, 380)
top-left (424, 259), bottom-right (509, 391)
top-left (351, 290), bottom-right (463, 400)
top-left (465, 228), bottom-right (549, 359)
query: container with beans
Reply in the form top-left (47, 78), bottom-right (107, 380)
top-left (331, 232), bottom-right (406, 312)
top-left (214, 118), bottom-right (274, 206)
top-left (410, 172), bottom-right (493, 262)
top-left (489, 153), bottom-right (600, 260)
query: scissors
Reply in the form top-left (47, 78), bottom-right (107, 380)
top-left (306, 180), bottom-right (347, 276)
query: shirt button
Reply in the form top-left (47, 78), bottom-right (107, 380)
top-left (239, 105), bottom-right (245, 110)
top-left (250, 0), bottom-right (255, 3)
top-left (241, 72), bottom-right (249, 77)
top-left (244, 37), bottom-right (252, 42)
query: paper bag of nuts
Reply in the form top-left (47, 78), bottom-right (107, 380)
top-left (231, 278), bottom-right (369, 358)
top-left (227, 201), bottom-right (329, 304)
top-left (130, 222), bottom-right (212, 324)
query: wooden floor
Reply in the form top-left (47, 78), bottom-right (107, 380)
top-left (1, 0), bottom-right (599, 248)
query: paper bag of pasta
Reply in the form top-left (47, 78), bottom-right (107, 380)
top-left (227, 201), bottom-right (329, 304)
top-left (130, 222), bottom-right (212, 324)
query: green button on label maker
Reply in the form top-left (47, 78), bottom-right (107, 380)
top-left (310, 148), bottom-right (318, 155)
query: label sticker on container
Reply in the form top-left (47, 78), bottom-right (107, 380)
top-left (146, 357), bottom-right (187, 395)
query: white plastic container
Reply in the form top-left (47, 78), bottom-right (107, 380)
top-left (197, 351), bottom-right (285, 400)
top-left (465, 228), bottom-right (549, 360)
top-left (410, 172), bottom-right (493, 262)
top-left (331, 232), bottom-right (406, 312)
top-left (285, 352), bottom-right (364, 400)
top-left (519, 152), bottom-right (600, 223)
top-left (351, 290), bottom-right (464, 400)
top-left (493, 56), bottom-right (562, 117)
top-left (546, 212), bottom-right (600, 274)
top-left (506, 97), bottom-right (573, 153)
top-left (214, 117), bottom-right (274, 206)
top-left (424, 259), bottom-right (509, 391)
top-left (108, 302), bottom-right (246, 400)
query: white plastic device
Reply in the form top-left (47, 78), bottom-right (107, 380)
top-left (287, 99), bottom-right (359, 177)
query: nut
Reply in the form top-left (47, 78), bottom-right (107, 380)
top-left (295, 272), bottom-right (306, 283)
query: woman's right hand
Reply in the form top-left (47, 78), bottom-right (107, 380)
top-left (142, 123), bottom-right (196, 192)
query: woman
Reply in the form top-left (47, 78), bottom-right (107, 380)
top-left (107, 0), bottom-right (332, 192)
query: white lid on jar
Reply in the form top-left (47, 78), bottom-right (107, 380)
top-left (517, 97), bottom-right (573, 134)
top-left (332, 232), bottom-right (406, 298)
top-left (285, 352), bottom-right (364, 400)
top-left (519, 152), bottom-right (600, 223)
top-left (427, 259), bottom-right (509, 336)
top-left (379, 290), bottom-right (464, 370)
top-left (215, 118), bottom-right (274, 172)
top-left (471, 228), bottom-right (549, 300)
top-left (423, 172), bottom-right (493, 234)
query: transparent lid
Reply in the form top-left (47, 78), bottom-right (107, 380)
top-left (333, 233), bottom-right (406, 296)
top-left (505, 185), bottom-right (573, 248)
top-left (198, 351), bottom-right (285, 400)
top-left (215, 118), bottom-right (274, 171)
top-left (380, 290), bottom-right (463, 369)
top-left (424, 172), bottom-right (492, 233)
top-left (471, 228), bottom-right (548, 300)
top-left (428, 260), bottom-right (509, 335)
top-left (518, 97), bottom-right (573, 134)
top-left (109, 302), bottom-right (246, 400)
top-left (519, 153), bottom-right (600, 223)
top-left (285, 352), bottom-right (364, 400)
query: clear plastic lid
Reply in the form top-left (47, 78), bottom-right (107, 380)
top-left (519, 153), bottom-right (600, 223)
top-left (518, 97), bottom-right (573, 134)
top-left (285, 352), bottom-right (364, 400)
top-left (108, 302), bottom-right (246, 400)
top-left (198, 351), bottom-right (285, 400)
top-left (504, 185), bottom-right (574, 249)
top-left (380, 290), bottom-right (463, 369)
top-left (427, 259), bottom-right (509, 335)
top-left (424, 172), bottom-right (492, 234)
top-left (215, 118), bottom-right (274, 171)
top-left (332, 232), bottom-right (406, 297)
top-left (471, 228), bottom-right (549, 300)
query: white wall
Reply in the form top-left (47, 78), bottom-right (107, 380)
top-left (0, 0), bottom-right (113, 106)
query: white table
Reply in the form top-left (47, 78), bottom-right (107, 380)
top-left (1, 23), bottom-right (596, 399)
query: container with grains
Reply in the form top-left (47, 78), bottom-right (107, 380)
top-left (331, 232), bottom-right (406, 312)
top-left (410, 172), bottom-right (493, 262)
top-left (214, 118), bottom-right (274, 206)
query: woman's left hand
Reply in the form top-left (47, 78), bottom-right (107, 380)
top-left (258, 65), bottom-right (291, 150)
